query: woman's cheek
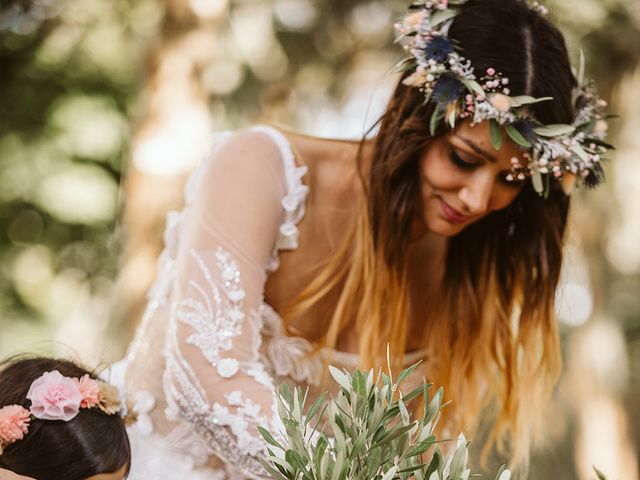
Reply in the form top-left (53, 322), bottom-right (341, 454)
top-left (421, 150), bottom-right (463, 191)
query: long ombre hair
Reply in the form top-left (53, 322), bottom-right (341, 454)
top-left (284, 0), bottom-right (574, 470)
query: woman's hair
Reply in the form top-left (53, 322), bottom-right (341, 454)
top-left (0, 356), bottom-right (131, 480)
top-left (284, 0), bottom-right (574, 470)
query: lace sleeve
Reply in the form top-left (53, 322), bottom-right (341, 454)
top-left (163, 130), bottom-right (291, 478)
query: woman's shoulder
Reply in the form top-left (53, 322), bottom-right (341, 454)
top-left (186, 125), bottom-right (310, 220)
top-left (201, 124), bottom-right (366, 205)
top-left (208, 125), bottom-right (294, 170)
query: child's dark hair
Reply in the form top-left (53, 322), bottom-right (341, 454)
top-left (0, 356), bottom-right (131, 480)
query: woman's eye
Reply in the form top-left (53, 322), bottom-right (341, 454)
top-left (449, 150), bottom-right (478, 170)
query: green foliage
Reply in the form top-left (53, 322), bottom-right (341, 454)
top-left (260, 363), bottom-right (508, 480)
top-left (0, 0), bottom-right (153, 350)
top-left (489, 119), bottom-right (502, 150)
top-left (593, 467), bottom-right (608, 480)
top-left (503, 125), bottom-right (531, 148)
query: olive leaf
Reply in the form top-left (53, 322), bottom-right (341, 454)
top-left (489, 119), bottom-right (502, 150)
top-left (505, 124), bottom-right (532, 148)
top-left (430, 9), bottom-right (458, 27)
top-left (461, 78), bottom-right (485, 98)
top-left (531, 168), bottom-right (544, 194)
top-left (260, 363), bottom-right (512, 480)
top-left (534, 124), bottom-right (576, 137)
top-left (508, 95), bottom-right (553, 108)
top-left (571, 144), bottom-right (590, 161)
top-left (430, 107), bottom-right (444, 136)
top-left (593, 466), bottom-right (608, 480)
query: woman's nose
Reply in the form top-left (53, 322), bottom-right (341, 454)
top-left (458, 175), bottom-right (494, 215)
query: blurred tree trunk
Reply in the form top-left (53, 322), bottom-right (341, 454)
top-left (565, 68), bottom-right (640, 480)
top-left (113, 0), bottom-right (227, 348)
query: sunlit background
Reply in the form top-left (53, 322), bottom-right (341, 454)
top-left (0, 0), bottom-right (638, 478)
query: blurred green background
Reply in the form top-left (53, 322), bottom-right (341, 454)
top-left (0, 0), bottom-right (638, 478)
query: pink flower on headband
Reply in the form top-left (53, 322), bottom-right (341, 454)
top-left (0, 405), bottom-right (30, 446)
top-left (26, 370), bottom-right (82, 421)
top-left (76, 374), bottom-right (100, 409)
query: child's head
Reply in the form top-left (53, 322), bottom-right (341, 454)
top-left (0, 357), bottom-right (131, 480)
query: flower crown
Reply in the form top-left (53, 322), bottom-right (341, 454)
top-left (394, 0), bottom-right (614, 196)
top-left (0, 370), bottom-right (136, 454)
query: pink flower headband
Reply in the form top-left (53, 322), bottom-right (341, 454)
top-left (0, 370), bottom-right (135, 454)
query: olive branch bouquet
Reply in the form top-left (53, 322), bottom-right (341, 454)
top-left (258, 362), bottom-right (510, 480)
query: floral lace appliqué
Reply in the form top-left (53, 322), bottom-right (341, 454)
top-left (163, 244), bottom-right (278, 478)
top-left (176, 248), bottom-right (245, 378)
top-left (211, 390), bottom-right (268, 457)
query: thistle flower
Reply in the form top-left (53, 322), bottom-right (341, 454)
top-left (424, 36), bottom-right (455, 63)
top-left (583, 165), bottom-right (605, 188)
top-left (432, 75), bottom-right (465, 105)
top-left (512, 119), bottom-right (537, 144)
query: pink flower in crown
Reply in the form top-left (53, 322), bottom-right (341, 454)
top-left (76, 374), bottom-right (101, 409)
top-left (26, 370), bottom-right (82, 421)
top-left (0, 405), bottom-right (31, 446)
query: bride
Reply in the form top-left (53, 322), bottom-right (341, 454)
top-left (119, 0), bottom-right (611, 477)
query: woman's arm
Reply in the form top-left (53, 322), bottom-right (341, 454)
top-left (163, 130), bottom-right (290, 478)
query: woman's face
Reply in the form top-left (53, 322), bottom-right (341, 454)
top-left (417, 120), bottom-right (526, 237)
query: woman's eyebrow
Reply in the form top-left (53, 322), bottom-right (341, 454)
top-left (453, 133), bottom-right (497, 163)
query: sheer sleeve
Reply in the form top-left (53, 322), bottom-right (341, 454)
top-left (162, 129), bottom-right (295, 478)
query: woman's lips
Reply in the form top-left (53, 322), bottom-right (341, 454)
top-left (439, 198), bottom-right (470, 224)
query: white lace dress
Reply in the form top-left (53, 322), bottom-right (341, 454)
top-left (116, 125), bottom-right (427, 479)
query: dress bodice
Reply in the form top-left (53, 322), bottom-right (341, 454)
top-left (121, 125), bottom-right (428, 479)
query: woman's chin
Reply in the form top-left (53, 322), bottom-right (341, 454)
top-left (425, 216), bottom-right (467, 237)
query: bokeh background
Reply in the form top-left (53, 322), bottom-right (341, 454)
top-left (0, 0), bottom-right (638, 478)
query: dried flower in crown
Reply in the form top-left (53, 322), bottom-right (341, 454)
top-left (98, 383), bottom-right (123, 416)
top-left (394, 0), bottom-right (614, 196)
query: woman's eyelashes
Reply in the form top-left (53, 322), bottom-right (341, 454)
top-left (449, 148), bottom-right (525, 189)
top-left (449, 149), bottom-right (479, 170)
